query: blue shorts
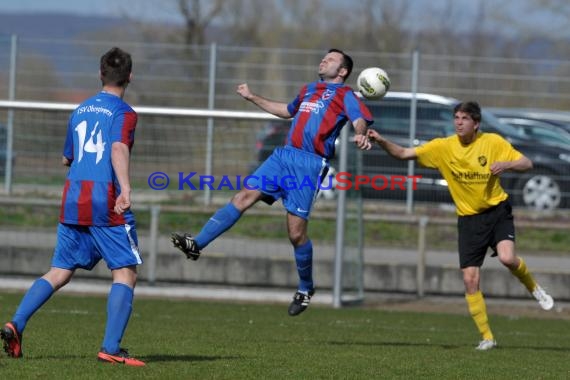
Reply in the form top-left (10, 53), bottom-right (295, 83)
top-left (248, 146), bottom-right (329, 219)
top-left (52, 222), bottom-right (143, 271)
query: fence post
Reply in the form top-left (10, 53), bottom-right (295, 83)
top-left (204, 42), bottom-right (217, 206)
top-left (147, 204), bottom-right (161, 286)
top-left (4, 34), bottom-right (17, 195)
top-left (406, 50), bottom-right (420, 214)
top-left (332, 122), bottom-right (350, 308)
top-left (417, 216), bottom-right (429, 297)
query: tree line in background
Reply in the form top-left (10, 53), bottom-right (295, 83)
top-left (2, 0), bottom-right (570, 109)
top-left (86, 0), bottom-right (570, 109)
top-left (123, 0), bottom-right (570, 61)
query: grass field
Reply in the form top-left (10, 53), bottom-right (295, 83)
top-left (0, 291), bottom-right (568, 379)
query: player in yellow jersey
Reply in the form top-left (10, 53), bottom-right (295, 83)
top-left (367, 101), bottom-right (554, 351)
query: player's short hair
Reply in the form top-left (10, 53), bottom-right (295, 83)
top-left (328, 48), bottom-right (353, 81)
top-left (454, 101), bottom-right (482, 123)
top-left (100, 47), bottom-right (132, 87)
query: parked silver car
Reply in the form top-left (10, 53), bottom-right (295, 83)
top-left (487, 107), bottom-right (570, 149)
top-left (252, 93), bottom-right (570, 210)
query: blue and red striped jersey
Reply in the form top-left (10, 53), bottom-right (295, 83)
top-left (60, 91), bottom-right (137, 226)
top-left (285, 81), bottom-right (373, 159)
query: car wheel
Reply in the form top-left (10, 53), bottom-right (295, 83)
top-left (517, 173), bottom-right (561, 211)
top-left (317, 166), bottom-right (338, 200)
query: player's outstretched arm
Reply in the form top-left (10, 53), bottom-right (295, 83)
top-left (367, 129), bottom-right (417, 160)
top-left (352, 118), bottom-right (372, 150)
top-left (236, 83), bottom-right (291, 119)
top-left (490, 156), bottom-right (533, 175)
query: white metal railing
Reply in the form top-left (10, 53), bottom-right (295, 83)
top-left (0, 99), bottom-right (280, 120)
top-left (0, 100), bottom-right (365, 305)
top-left (0, 99), bottom-right (280, 204)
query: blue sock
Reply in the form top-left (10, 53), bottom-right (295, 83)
top-left (102, 283), bottom-right (133, 354)
top-left (195, 203), bottom-right (242, 249)
top-left (13, 278), bottom-right (54, 334)
top-left (294, 240), bottom-right (314, 292)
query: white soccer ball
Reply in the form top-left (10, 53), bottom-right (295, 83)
top-left (356, 67), bottom-right (390, 99)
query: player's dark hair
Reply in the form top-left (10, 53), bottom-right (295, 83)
top-left (328, 48), bottom-right (353, 81)
top-left (100, 47), bottom-right (132, 87)
top-left (454, 101), bottom-right (482, 123)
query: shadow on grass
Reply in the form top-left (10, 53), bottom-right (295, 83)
top-left (142, 354), bottom-right (242, 363)
top-left (31, 354), bottom-right (241, 363)
top-left (327, 340), bottom-right (570, 351)
top-left (327, 340), bottom-right (462, 349)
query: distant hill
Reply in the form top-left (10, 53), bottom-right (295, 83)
top-left (0, 13), bottom-right (144, 91)
top-left (0, 12), bottom-right (124, 39)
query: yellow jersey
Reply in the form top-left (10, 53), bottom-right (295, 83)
top-left (414, 132), bottom-right (523, 216)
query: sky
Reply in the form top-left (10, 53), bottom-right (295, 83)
top-left (1, 0), bottom-right (121, 16)
top-left (0, 0), bottom-right (568, 38)
top-left (0, 0), bottom-right (185, 23)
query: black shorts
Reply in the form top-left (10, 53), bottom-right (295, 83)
top-left (457, 200), bottom-right (515, 268)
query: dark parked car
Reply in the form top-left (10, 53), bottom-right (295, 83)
top-left (251, 92), bottom-right (570, 210)
top-left (487, 107), bottom-right (570, 149)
